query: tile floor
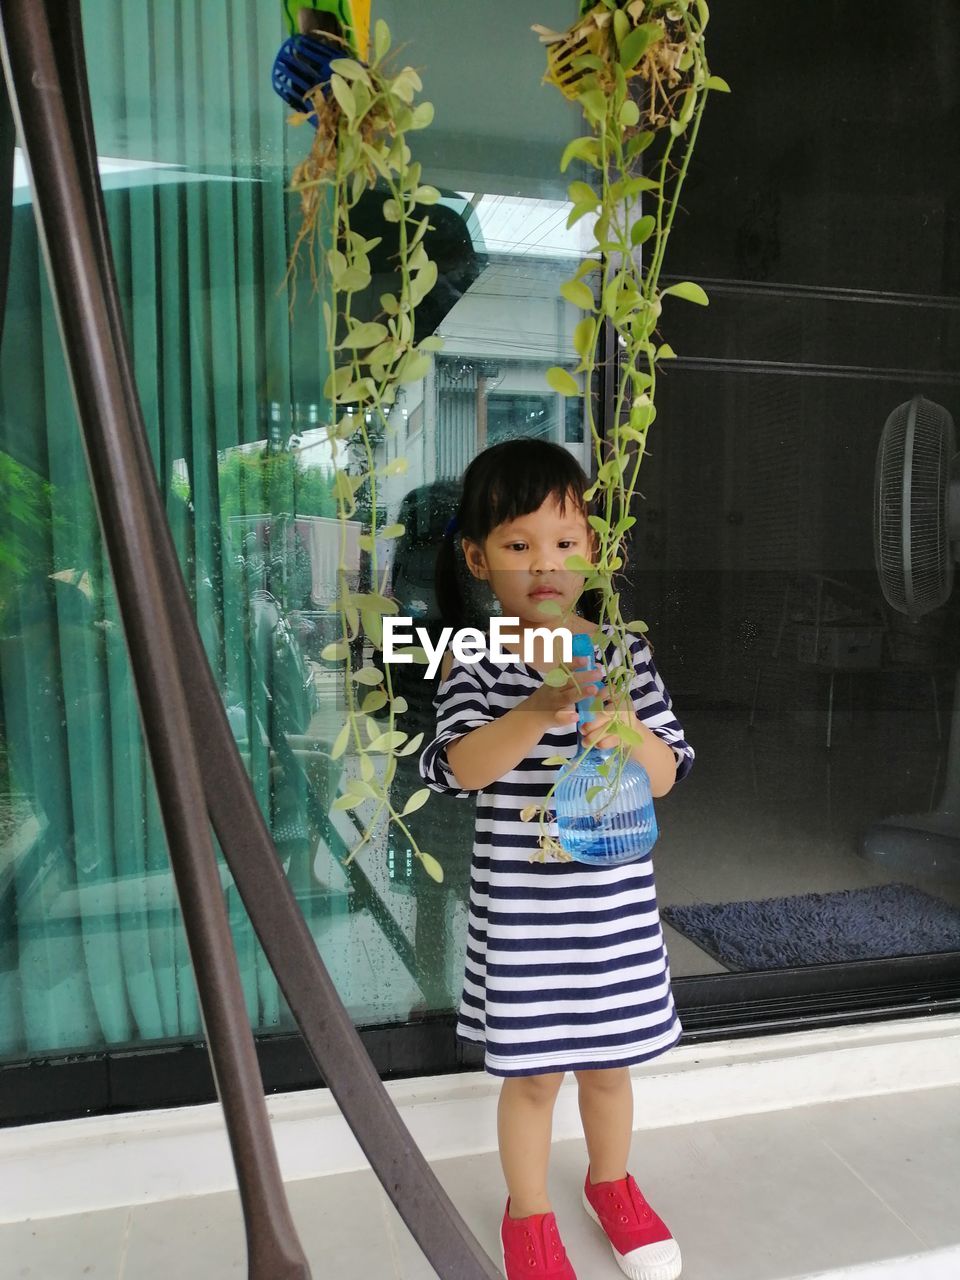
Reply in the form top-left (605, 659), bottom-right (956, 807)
top-left (4, 1083), bottom-right (959, 1278)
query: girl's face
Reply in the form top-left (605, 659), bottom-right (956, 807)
top-left (462, 491), bottom-right (594, 630)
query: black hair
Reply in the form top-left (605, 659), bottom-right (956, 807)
top-left (435, 438), bottom-right (603, 630)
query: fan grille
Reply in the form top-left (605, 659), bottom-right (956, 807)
top-left (874, 395), bottom-right (955, 616)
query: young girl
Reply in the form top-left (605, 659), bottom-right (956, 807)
top-left (418, 439), bottom-right (694, 1280)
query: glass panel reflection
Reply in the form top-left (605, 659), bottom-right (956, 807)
top-left (2, 0), bottom-right (958, 1075)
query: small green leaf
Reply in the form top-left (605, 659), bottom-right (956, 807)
top-left (409, 260), bottom-right (438, 307)
top-left (546, 366), bottom-right (580, 396)
top-left (380, 457), bottom-right (410, 477)
top-left (321, 641), bottom-right (349, 661)
top-left (382, 198), bottom-right (401, 223)
top-left (410, 102), bottom-right (435, 129)
top-left (398, 353), bottom-right (431, 384)
top-left (542, 755), bottom-right (568, 766)
top-left (331, 794), bottom-right (362, 811)
top-left (620, 22), bottom-right (663, 70)
top-left (327, 248), bottom-right (347, 283)
top-left (670, 87), bottom-right (697, 136)
top-left (373, 17), bottom-right (390, 60)
top-left (380, 523), bottom-right (405, 539)
top-left (396, 731), bottom-right (425, 756)
top-left (572, 316), bottom-right (596, 358)
top-left (656, 343), bottom-right (677, 360)
top-left (563, 554), bottom-right (594, 572)
top-left (330, 75), bottom-right (356, 119)
top-left (626, 130), bottom-right (656, 160)
top-left (390, 70), bottom-right (418, 104)
top-left (362, 610), bottom-right (383, 647)
top-left (544, 668), bottom-right (569, 687)
top-left (620, 175), bottom-right (661, 196)
top-left (619, 100), bottom-right (640, 128)
top-left (613, 8), bottom-right (630, 44)
top-left (330, 58), bottom-right (370, 85)
top-left (560, 279), bottom-right (595, 311)
top-left (559, 136), bottom-right (601, 173)
top-left (346, 778), bottom-right (378, 800)
top-left (418, 852), bottom-right (444, 883)
top-left (338, 322), bottom-right (388, 350)
top-left (323, 365), bottom-right (352, 400)
top-left (413, 184), bottom-right (441, 205)
top-left (380, 293), bottom-right (399, 315)
top-left (352, 667), bottom-right (385, 686)
top-left (706, 74), bottom-right (730, 93)
top-left (566, 201), bottom-right (598, 230)
top-left (368, 730), bottom-right (408, 753)
top-left (630, 215), bottom-right (656, 246)
top-left (352, 592), bottom-right (400, 616)
top-left (401, 788), bottom-right (431, 816)
top-left (330, 722), bottom-right (351, 760)
top-left (339, 266), bottom-right (371, 291)
top-left (662, 281), bottom-right (709, 306)
top-left (567, 180), bottom-right (599, 208)
top-left (577, 89), bottom-right (607, 124)
top-left (361, 690), bottom-right (388, 713)
top-left (534, 599), bottom-right (563, 617)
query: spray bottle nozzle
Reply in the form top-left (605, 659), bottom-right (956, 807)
top-left (571, 632), bottom-right (602, 725)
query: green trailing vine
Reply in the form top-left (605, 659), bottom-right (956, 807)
top-left (519, 0), bottom-right (727, 858)
top-left (281, 3), bottom-right (723, 877)
top-left (287, 18), bottom-right (445, 883)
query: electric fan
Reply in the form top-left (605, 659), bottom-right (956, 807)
top-left (862, 393), bottom-right (960, 876)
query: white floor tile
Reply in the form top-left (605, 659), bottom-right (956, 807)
top-left (3, 1084), bottom-right (959, 1278)
top-left (2, 1204), bottom-right (130, 1279)
top-left (800, 1087), bottom-right (960, 1250)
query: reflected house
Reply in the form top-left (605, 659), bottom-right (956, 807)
top-left (425, 193), bottom-right (595, 482)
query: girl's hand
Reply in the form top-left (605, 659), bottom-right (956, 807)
top-left (580, 693), bottom-right (630, 750)
top-left (524, 656), bottom-right (603, 731)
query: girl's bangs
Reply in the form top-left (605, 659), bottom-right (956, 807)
top-left (478, 446), bottom-right (589, 538)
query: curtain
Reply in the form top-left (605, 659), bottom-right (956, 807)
top-left (0, 0), bottom-right (344, 1057)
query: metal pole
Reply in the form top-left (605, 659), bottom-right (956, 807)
top-left (0, 2), bottom-right (311, 1274)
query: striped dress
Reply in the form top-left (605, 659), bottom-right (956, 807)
top-left (418, 625), bottom-right (695, 1077)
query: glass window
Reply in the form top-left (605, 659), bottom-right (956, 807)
top-left (4, 0), bottom-right (956, 1090)
top-left (0, 0), bottom-right (591, 1063)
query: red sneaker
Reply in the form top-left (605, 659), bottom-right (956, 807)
top-left (582, 1171), bottom-right (681, 1280)
top-left (500, 1199), bottom-right (577, 1279)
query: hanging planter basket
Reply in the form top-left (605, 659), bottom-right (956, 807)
top-left (272, 3), bottom-right (370, 126)
top-left (536, 1), bottom-right (696, 130)
top-left (272, 33), bottom-right (350, 121)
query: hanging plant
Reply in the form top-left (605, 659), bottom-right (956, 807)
top-left (284, 16), bottom-right (445, 884)
top-left (524, 0), bottom-right (728, 858)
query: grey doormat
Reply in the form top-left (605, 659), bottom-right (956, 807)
top-left (661, 883), bottom-right (960, 971)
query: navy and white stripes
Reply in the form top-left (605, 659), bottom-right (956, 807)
top-left (419, 627), bottom-right (694, 1077)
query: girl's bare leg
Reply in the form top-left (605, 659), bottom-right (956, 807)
top-left (575, 1066), bottom-right (633, 1184)
top-left (497, 1072), bottom-right (565, 1217)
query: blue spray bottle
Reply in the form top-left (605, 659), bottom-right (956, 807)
top-left (554, 632), bottom-right (659, 865)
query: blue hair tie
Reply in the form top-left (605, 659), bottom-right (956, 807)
top-left (444, 514), bottom-right (460, 538)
